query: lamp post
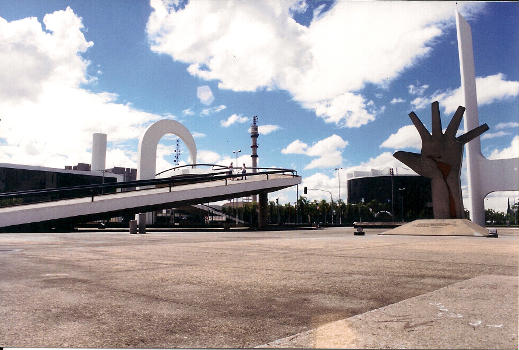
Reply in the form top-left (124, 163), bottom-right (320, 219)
top-left (276, 198), bottom-right (280, 224)
top-left (335, 167), bottom-right (343, 225)
top-left (398, 187), bottom-right (406, 222)
top-left (390, 168), bottom-right (394, 220)
top-left (359, 197), bottom-right (364, 222)
top-left (232, 149), bottom-right (241, 167)
top-left (308, 188), bottom-right (333, 224)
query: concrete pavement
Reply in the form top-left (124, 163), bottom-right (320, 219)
top-left (260, 274), bottom-right (517, 348)
top-left (0, 227), bottom-right (517, 348)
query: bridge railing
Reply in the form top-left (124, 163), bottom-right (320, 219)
top-left (0, 166), bottom-right (298, 208)
top-left (155, 163), bottom-right (297, 177)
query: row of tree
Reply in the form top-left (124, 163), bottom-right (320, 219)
top-left (221, 196), bottom-right (430, 226)
top-left (220, 196), bottom-right (518, 226)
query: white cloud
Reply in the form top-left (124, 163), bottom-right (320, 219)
top-left (481, 131), bottom-right (510, 140)
top-left (197, 150), bottom-right (221, 163)
top-left (201, 104), bottom-right (226, 116)
top-left (345, 152), bottom-right (414, 175)
top-left (411, 73), bottom-right (519, 113)
top-left (258, 124), bottom-right (281, 135)
top-left (495, 122), bottom-right (519, 130)
top-left (289, 0), bottom-right (308, 15)
top-left (220, 153), bottom-right (253, 168)
top-left (408, 83), bottom-right (429, 95)
top-left (155, 143), bottom-right (177, 172)
top-left (197, 85), bottom-right (214, 105)
top-left (0, 8), bottom-right (160, 169)
top-left (281, 139), bottom-right (308, 154)
top-left (182, 108), bottom-right (194, 116)
top-left (390, 97), bottom-right (405, 104)
top-left (282, 134), bottom-right (348, 169)
top-left (0, 8), bottom-right (92, 102)
top-left (192, 131), bottom-right (206, 138)
top-left (106, 148), bottom-right (137, 169)
top-left (482, 191), bottom-right (519, 213)
top-left (380, 125), bottom-right (421, 150)
top-left (305, 92), bottom-right (376, 128)
top-left (147, 1), bottom-right (482, 128)
top-left (488, 136), bottom-right (519, 160)
top-left (220, 113), bottom-right (248, 127)
top-left (301, 172), bottom-right (338, 201)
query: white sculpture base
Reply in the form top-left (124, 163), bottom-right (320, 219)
top-left (380, 219), bottom-right (489, 236)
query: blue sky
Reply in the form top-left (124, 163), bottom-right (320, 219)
top-left (0, 1), bottom-right (517, 210)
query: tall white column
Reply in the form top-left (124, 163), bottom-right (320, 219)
top-left (456, 10), bottom-right (519, 226)
top-left (92, 133), bottom-right (107, 172)
top-left (456, 11), bottom-right (484, 225)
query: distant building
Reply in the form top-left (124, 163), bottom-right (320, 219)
top-left (346, 168), bottom-right (433, 220)
top-left (109, 166), bottom-right (137, 182)
top-left (66, 163), bottom-right (137, 182)
top-left (0, 163), bottom-right (122, 194)
top-left (64, 162), bottom-right (91, 171)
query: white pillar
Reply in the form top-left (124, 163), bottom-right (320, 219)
top-left (456, 10), bottom-right (519, 226)
top-left (456, 11), bottom-right (485, 225)
top-left (92, 133), bottom-right (107, 172)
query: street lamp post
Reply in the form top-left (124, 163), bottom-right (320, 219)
top-left (390, 168), bottom-right (395, 220)
top-left (398, 187), bottom-right (406, 222)
top-left (359, 197), bottom-right (364, 222)
top-left (308, 188), bottom-right (333, 225)
top-left (276, 198), bottom-right (280, 224)
top-left (335, 167), bottom-right (343, 225)
top-left (232, 149), bottom-right (241, 219)
top-left (232, 149), bottom-right (241, 168)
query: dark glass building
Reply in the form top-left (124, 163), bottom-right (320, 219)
top-left (0, 164), bottom-right (121, 193)
top-left (0, 163), bottom-right (122, 206)
top-left (347, 172), bottom-right (433, 220)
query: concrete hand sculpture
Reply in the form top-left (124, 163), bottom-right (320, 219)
top-left (393, 101), bottom-right (488, 219)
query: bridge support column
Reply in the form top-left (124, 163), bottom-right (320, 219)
top-left (258, 192), bottom-right (268, 229)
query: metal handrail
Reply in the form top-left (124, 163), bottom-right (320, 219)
top-left (155, 163), bottom-right (297, 177)
top-left (155, 163), bottom-right (229, 177)
top-left (0, 167), bottom-right (299, 208)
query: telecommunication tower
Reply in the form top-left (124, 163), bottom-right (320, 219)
top-left (251, 116), bottom-right (259, 202)
top-left (173, 138), bottom-right (181, 165)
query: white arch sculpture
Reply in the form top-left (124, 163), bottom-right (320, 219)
top-left (137, 119), bottom-right (197, 180)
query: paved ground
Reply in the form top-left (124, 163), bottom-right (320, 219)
top-left (0, 227), bottom-right (517, 348)
top-left (261, 275), bottom-right (518, 349)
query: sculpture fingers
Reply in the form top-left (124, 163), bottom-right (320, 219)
top-left (456, 123), bottom-right (489, 144)
top-left (431, 101), bottom-right (442, 141)
top-left (393, 151), bottom-right (424, 175)
top-left (445, 106), bottom-right (465, 138)
top-left (409, 112), bottom-right (431, 141)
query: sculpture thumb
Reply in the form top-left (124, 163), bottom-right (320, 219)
top-left (393, 151), bottom-right (423, 175)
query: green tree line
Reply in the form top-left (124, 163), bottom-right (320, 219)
top-left (221, 196), bottom-right (518, 226)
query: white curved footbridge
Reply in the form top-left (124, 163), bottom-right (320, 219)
top-left (0, 173), bottom-right (300, 230)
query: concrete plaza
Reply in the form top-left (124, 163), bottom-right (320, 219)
top-left (0, 227), bottom-right (517, 348)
